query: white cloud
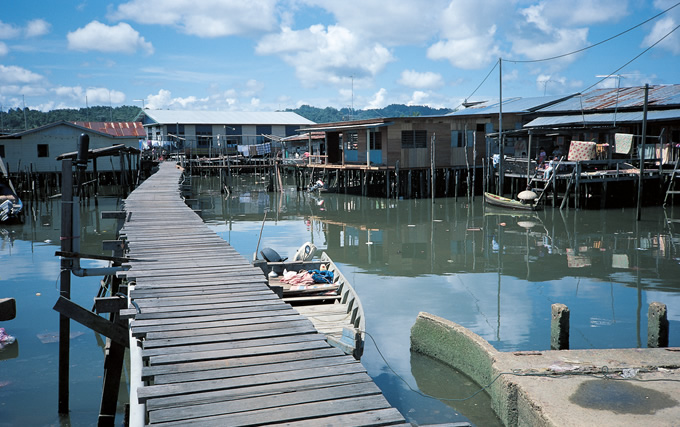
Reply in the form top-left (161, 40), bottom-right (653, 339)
top-left (398, 70), bottom-right (444, 89)
top-left (110, 0), bottom-right (278, 38)
top-left (643, 16), bottom-right (680, 55)
top-left (365, 88), bottom-right (387, 109)
top-left (52, 86), bottom-right (126, 104)
top-left (0, 42), bottom-right (8, 56)
top-left (25, 19), bottom-right (50, 37)
top-left (256, 24), bottom-right (394, 86)
top-left (529, 0), bottom-right (628, 27)
top-left (426, 0), bottom-right (505, 69)
top-left (0, 21), bottom-right (21, 39)
top-left (407, 90), bottom-right (430, 106)
top-left (300, 0), bottom-right (446, 45)
top-left (0, 65), bottom-right (44, 84)
top-left (145, 89), bottom-right (208, 109)
top-left (428, 28), bottom-right (501, 70)
top-left (67, 21), bottom-right (154, 55)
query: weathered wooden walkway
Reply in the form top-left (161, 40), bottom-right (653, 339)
top-left (120, 162), bottom-right (407, 426)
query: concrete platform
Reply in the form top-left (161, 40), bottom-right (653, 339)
top-left (411, 312), bottom-right (680, 427)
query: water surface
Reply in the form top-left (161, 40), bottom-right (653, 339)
top-left (197, 175), bottom-right (680, 426)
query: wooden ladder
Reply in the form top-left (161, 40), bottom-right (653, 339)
top-left (663, 157), bottom-right (680, 207)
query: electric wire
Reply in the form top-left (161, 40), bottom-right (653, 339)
top-left (505, 1), bottom-right (680, 64)
top-left (580, 22), bottom-right (680, 94)
top-left (456, 2), bottom-right (680, 106)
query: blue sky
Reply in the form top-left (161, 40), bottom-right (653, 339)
top-left (2, 0), bottom-right (680, 113)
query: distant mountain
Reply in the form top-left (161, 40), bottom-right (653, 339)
top-left (0, 104), bottom-right (455, 133)
top-left (0, 105), bottom-right (142, 133)
top-left (287, 104), bottom-right (454, 123)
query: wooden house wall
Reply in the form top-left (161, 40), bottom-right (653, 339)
top-left (1, 125), bottom-right (138, 173)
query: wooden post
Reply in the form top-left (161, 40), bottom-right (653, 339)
top-left (58, 159), bottom-right (73, 414)
top-left (550, 303), bottom-right (570, 350)
top-left (647, 302), bottom-right (669, 348)
top-left (637, 84), bottom-right (649, 221)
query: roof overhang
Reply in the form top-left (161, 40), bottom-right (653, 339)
top-left (56, 144), bottom-right (141, 161)
top-left (303, 121), bottom-right (393, 132)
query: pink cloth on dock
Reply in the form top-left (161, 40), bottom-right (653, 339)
top-left (567, 141), bottom-right (596, 161)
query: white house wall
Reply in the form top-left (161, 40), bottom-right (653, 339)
top-left (1, 125), bottom-right (139, 173)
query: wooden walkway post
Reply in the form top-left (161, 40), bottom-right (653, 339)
top-left (58, 159), bottom-right (73, 414)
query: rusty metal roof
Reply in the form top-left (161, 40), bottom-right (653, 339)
top-left (73, 121), bottom-right (146, 137)
top-left (539, 84), bottom-right (680, 113)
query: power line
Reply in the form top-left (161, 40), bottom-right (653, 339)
top-left (581, 22), bottom-right (680, 94)
top-left (505, 1), bottom-right (680, 64)
top-left (455, 59), bottom-right (500, 111)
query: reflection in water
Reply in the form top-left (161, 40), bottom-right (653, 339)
top-left (198, 175), bottom-right (680, 425)
top-left (0, 196), bottom-right (126, 426)
top-left (410, 352), bottom-right (502, 426)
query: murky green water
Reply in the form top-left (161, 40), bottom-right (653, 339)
top-left (2, 174), bottom-right (679, 426)
top-left (197, 174), bottom-right (680, 426)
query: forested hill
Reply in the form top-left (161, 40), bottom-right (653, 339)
top-left (0, 105), bottom-right (143, 133)
top-left (288, 104), bottom-right (454, 123)
top-left (0, 104), bottom-right (454, 132)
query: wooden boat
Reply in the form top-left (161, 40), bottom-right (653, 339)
top-left (253, 251), bottom-right (365, 359)
top-left (0, 157), bottom-right (23, 223)
top-left (484, 192), bottom-right (539, 211)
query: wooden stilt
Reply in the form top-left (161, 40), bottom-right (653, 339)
top-left (58, 159), bottom-right (73, 415)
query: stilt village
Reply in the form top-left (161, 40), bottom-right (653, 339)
top-left (2, 83), bottom-right (680, 210)
top-left (2, 84), bottom-right (680, 427)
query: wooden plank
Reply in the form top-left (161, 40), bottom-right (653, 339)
top-left (153, 394), bottom-right (392, 427)
top-left (53, 296), bottom-right (129, 347)
top-left (143, 323), bottom-right (317, 349)
top-left (152, 353), bottom-right (358, 385)
top-left (139, 364), bottom-right (368, 403)
top-left (142, 347), bottom-right (347, 378)
top-left (148, 381), bottom-right (382, 424)
top-left (147, 339), bottom-right (332, 366)
top-left (266, 408), bottom-right (407, 427)
top-left (141, 333), bottom-right (326, 359)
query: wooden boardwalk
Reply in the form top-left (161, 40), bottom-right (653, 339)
top-left (120, 162), bottom-right (407, 426)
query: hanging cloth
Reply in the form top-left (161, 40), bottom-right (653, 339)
top-left (615, 133), bottom-right (633, 154)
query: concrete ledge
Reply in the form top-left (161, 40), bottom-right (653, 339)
top-left (0, 298), bottom-right (16, 321)
top-left (410, 312), bottom-right (680, 427)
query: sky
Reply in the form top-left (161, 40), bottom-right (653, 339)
top-left (1, 0), bottom-right (680, 113)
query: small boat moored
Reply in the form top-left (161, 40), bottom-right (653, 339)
top-left (0, 157), bottom-right (23, 223)
top-left (484, 191), bottom-right (540, 211)
top-left (254, 249), bottom-right (365, 359)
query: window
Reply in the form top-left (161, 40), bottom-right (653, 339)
top-left (256, 125), bottom-right (272, 144)
top-left (344, 132), bottom-right (358, 150)
top-left (401, 130), bottom-right (427, 148)
top-left (37, 144), bottom-right (49, 157)
top-left (370, 131), bottom-right (382, 150)
top-left (196, 124), bottom-right (212, 148)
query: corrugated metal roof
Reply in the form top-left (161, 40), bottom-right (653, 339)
top-left (73, 121), bottom-right (146, 137)
top-left (538, 84), bottom-right (680, 113)
top-left (447, 94), bottom-right (577, 116)
top-left (281, 131), bottom-right (326, 142)
top-left (141, 110), bottom-right (316, 126)
top-left (524, 108), bottom-right (680, 127)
